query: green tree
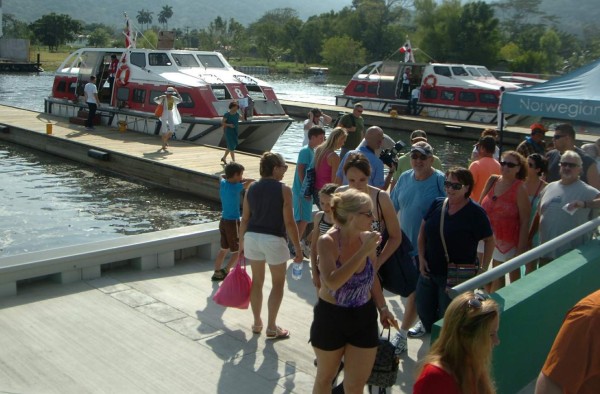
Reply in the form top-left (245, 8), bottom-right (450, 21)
top-left (29, 13), bottom-right (83, 51)
top-left (87, 28), bottom-right (111, 47)
top-left (2, 13), bottom-right (31, 39)
top-left (539, 28), bottom-right (561, 72)
top-left (413, 0), bottom-right (462, 62)
top-left (248, 8), bottom-right (303, 62)
top-left (137, 30), bottom-right (158, 49)
top-left (321, 35), bottom-right (366, 73)
top-left (136, 9), bottom-right (153, 32)
top-left (455, 1), bottom-right (500, 66)
top-left (158, 5), bottom-right (173, 30)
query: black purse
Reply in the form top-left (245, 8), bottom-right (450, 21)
top-left (301, 167), bottom-right (316, 198)
top-left (367, 329), bottom-right (399, 390)
top-left (375, 191), bottom-right (419, 297)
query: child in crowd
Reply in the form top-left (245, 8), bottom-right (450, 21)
top-left (309, 183), bottom-right (338, 290)
top-left (212, 162), bottom-right (254, 281)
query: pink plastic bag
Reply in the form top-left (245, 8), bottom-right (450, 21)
top-left (212, 255), bottom-right (252, 309)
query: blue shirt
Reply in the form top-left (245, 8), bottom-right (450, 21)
top-left (220, 178), bottom-right (244, 220)
top-left (336, 145), bottom-right (384, 188)
top-left (293, 145), bottom-right (314, 194)
top-left (391, 169), bottom-right (446, 255)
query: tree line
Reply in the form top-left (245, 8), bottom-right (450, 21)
top-left (2, 0), bottom-right (599, 75)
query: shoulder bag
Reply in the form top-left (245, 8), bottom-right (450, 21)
top-left (301, 167), bottom-right (316, 198)
top-left (375, 191), bottom-right (418, 297)
top-left (440, 198), bottom-right (479, 287)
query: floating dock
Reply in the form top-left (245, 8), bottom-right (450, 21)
top-left (0, 105), bottom-right (296, 202)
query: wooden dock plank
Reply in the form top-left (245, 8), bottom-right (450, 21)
top-left (0, 105), bottom-right (297, 200)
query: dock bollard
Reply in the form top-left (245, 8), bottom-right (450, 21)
top-left (46, 123), bottom-right (53, 135)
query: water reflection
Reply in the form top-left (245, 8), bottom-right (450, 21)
top-left (0, 142), bottom-right (219, 256)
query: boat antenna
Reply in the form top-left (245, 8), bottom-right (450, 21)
top-left (413, 48), bottom-right (436, 63)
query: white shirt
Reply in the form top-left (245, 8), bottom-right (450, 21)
top-left (303, 117), bottom-right (325, 146)
top-left (84, 82), bottom-right (98, 104)
top-left (411, 87), bottom-right (420, 100)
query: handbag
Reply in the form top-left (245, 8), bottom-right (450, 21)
top-left (375, 191), bottom-right (418, 297)
top-left (367, 329), bottom-right (399, 389)
top-left (154, 100), bottom-right (164, 117)
top-left (440, 198), bottom-right (479, 287)
top-left (301, 167), bottom-right (316, 198)
top-left (212, 255), bottom-right (252, 309)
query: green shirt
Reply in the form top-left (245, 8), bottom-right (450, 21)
top-left (392, 153), bottom-right (443, 180)
top-left (340, 114), bottom-right (364, 151)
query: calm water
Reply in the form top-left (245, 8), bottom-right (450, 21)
top-left (0, 72), bottom-right (472, 256)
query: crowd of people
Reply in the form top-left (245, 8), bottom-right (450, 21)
top-left (211, 102), bottom-right (600, 392)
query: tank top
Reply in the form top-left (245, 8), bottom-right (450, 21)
top-left (329, 229), bottom-right (374, 307)
top-left (481, 179), bottom-right (523, 253)
top-left (315, 152), bottom-right (334, 190)
top-left (318, 213), bottom-right (334, 236)
top-left (246, 178), bottom-right (286, 238)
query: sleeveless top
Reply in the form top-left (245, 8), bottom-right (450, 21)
top-left (318, 213), bottom-right (334, 236)
top-left (481, 179), bottom-right (523, 253)
top-left (246, 178), bottom-right (286, 238)
top-left (315, 151), bottom-right (334, 190)
top-left (329, 229), bottom-right (374, 308)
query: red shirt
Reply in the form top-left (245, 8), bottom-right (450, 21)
top-left (414, 364), bottom-right (461, 394)
top-left (109, 59), bottom-right (118, 76)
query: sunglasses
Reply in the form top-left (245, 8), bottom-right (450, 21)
top-left (467, 293), bottom-right (487, 309)
top-left (444, 181), bottom-right (464, 190)
top-left (359, 210), bottom-right (374, 218)
top-left (553, 134), bottom-right (567, 140)
top-left (411, 153), bottom-right (429, 161)
top-left (500, 161), bottom-right (519, 168)
top-left (559, 161), bottom-right (579, 168)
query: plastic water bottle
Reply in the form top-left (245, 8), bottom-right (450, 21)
top-left (292, 262), bottom-right (303, 280)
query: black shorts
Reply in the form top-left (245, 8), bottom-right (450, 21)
top-left (310, 298), bottom-right (379, 350)
top-left (219, 219), bottom-right (239, 251)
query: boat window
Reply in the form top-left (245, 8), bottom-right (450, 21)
top-left (367, 85), bottom-right (378, 94)
top-left (477, 67), bottom-right (493, 77)
top-left (179, 93), bottom-right (194, 108)
top-left (149, 53), bottom-right (172, 66)
top-left (171, 53), bottom-right (199, 67)
top-left (116, 87), bottom-right (129, 102)
top-left (211, 85), bottom-right (231, 100)
top-left (451, 67), bottom-right (468, 76)
top-left (246, 85), bottom-right (266, 100)
top-left (132, 89), bottom-right (146, 103)
top-left (441, 90), bottom-right (456, 101)
top-left (467, 67), bottom-right (481, 76)
top-left (130, 52), bottom-right (146, 68)
top-left (196, 54), bottom-right (226, 68)
top-left (149, 90), bottom-right (163, 104)
top-left (459, 92), bottom-right (477, 102)
top-left (433, 66), bottom-right (452, 77)
top-left (479, 92), bottom-right (498, 104)
top-left (422, 89), bottom-right (438, 99)
top-left (353, 84), bottom-right (366, 93)
top-left (56, 80), bottom-right (67, 92)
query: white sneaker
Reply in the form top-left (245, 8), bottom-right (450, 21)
top-left (408, 321), bottom-right (426, 338)
top-left (391, 332), bottom-right (407, 355)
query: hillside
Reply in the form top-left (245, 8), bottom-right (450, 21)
top-left (2, 0), bottom-right (348, 28)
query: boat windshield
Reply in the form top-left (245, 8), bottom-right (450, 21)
top-left (433, 66), bottom-right (452, 77)
top-left (172, 53), bottom-right (200, 67)
top-left (451, 66), bottom-right (469, 76)
top-left (149, 53), bottom-right (173, 66)
top-left (466, 67), bottom-right (481, 76)
top-left (477, 67), bottom-right (493, 77)
top-left (196, 54), bottom-right (226, 68)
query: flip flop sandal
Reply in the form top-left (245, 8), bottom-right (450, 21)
top-left (210, 271), bottom-right (226, 281)
top-left (266, 326), bottom-right (290, 340)
top-left (251, 324), bottom-right (263, 334)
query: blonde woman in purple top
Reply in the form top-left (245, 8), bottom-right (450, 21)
top-left (310, 189), bottom-right (395, 393)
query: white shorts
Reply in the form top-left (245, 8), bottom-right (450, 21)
top-left (244, 232), bottom-right (290, 265)
top-left (477, 241), bottom-right (516, 263)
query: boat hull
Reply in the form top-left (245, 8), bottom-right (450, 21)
top-left (45, 98), bottom-right (292, 155)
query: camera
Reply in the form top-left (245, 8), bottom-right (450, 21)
top-left (379, 140), bottom-right (407, 168)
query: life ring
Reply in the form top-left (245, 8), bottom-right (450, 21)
top-left (115, 64), bottom-right (130, 86)
top-left (423, 74), bottom-right (437, 89)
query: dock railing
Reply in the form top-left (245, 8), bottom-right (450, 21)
top-left (448, 216), bottom-right (600, 298)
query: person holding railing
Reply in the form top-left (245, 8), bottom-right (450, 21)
top-left (530, 150), bottom-right (600, 267)
top-left (524, 153), bottom-right (548, 274)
